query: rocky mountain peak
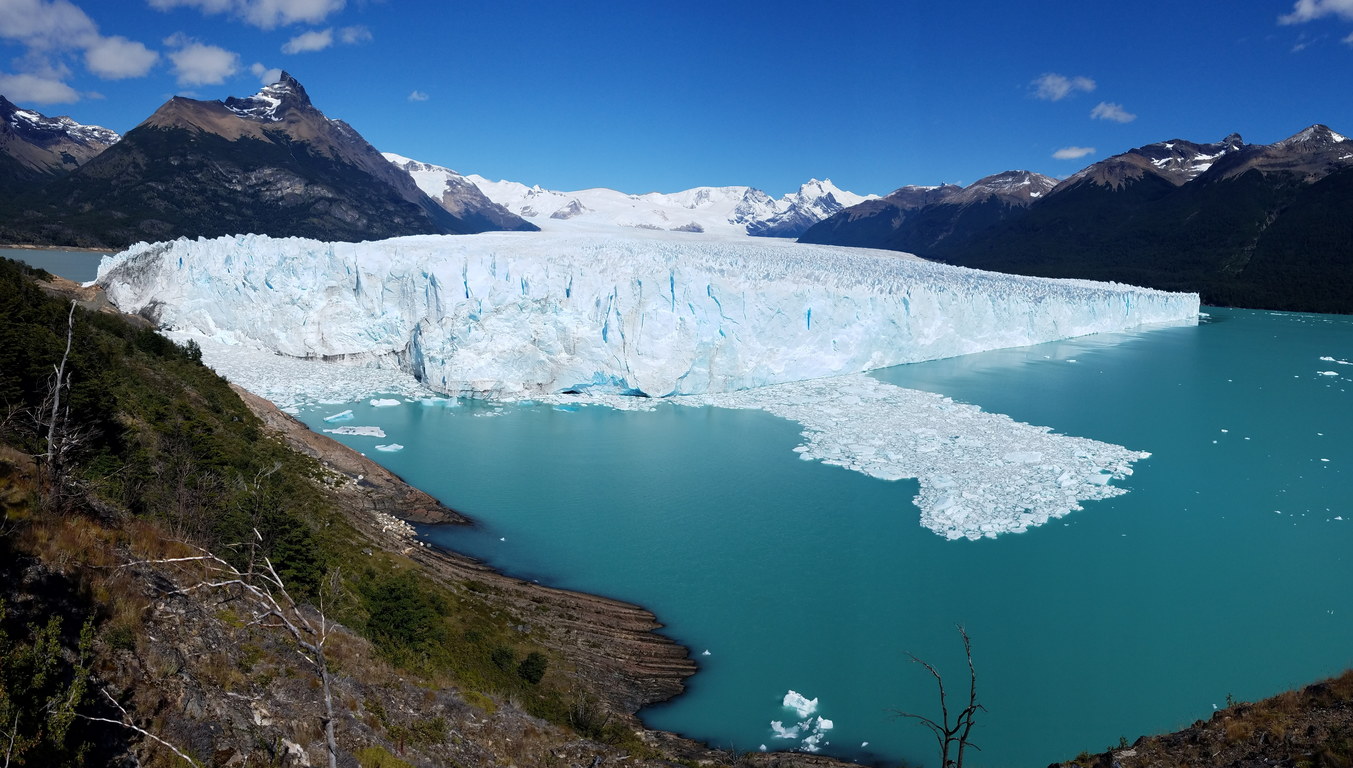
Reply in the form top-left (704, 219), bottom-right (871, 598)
top-left (223, 71), bottom-right (314, 122)
top-left (1275, 124), bottom-right (1348, 150)
top-left (0, 96), bottom-right (120, 176)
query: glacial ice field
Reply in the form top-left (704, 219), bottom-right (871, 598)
top-left (97, 230), bottom-right (1198, 399)
top-left (95, 230), bottom-right (1199, 538)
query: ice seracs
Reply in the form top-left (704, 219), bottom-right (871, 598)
top-left (97, 231), bottom-right (1198, 401)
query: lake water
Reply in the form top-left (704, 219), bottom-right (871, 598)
top-left (295, 308), bottom-right (1353, 766)
top-left (2, 248), bottom-right (108, 282)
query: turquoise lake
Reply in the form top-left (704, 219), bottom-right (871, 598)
top-left (293, 308), bottom-right (1353, 767)
top-left (4, 248), bottom-right (107, 282)
top-left (17, 250), bottom-right (1351, 765)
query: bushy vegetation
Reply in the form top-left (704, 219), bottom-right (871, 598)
top-left (0, 256), bottom-right (588, 755)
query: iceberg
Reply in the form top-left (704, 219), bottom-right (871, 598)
top-left (96, 231), bottom-right (1199, 401)
top-left (783, 690), bottom-right (819, 718)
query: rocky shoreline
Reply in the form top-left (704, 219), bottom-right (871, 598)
top-left (231, 384), bottom-right (738, 747)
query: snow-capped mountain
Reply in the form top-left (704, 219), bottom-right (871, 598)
top-left (1, 72), bottom-right (543, 247)
top-left (0, 96), bottom-right (119, 177)
top-left (744, 179), bottom-right (876, 237)
top-left (382, 153), bottom-right (536, 233)
top-left (1054, 134), bottom-right (1247, 191)
top-left (382, 156), bottom-right (876, 237)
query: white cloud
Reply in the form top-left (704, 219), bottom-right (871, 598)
top-left (1031, 73), bottom-right (1096, 101)
top-left (1344, 30), bottom-right (1353, 43)
top-left (0, 0), bottom-right (98, 49)
top-left (407, 90), bottom-right (428, 102)
top-left (337, 25), bottom-right (370, 44)
top-left (1053, 146), bottom-right (1096, 160)
top-left (148, 0), bottom-right (346, 29)
top-left (282, 27), bottom-right (332, 53)
top-left (250, 61), bottom-right (282, 84)
top-left (1280, 0), bottom-right (1353, 24)
top-left (0, 71), bottom-right (79, 103)
top-left (0, 0), bottom-right (159, 100)
top-left (165, 35), bottom-right (240, 85)
top-left (84, 35), bottom-right (159, 78)
top-left (1090, 101), bottom-right (1137, 123)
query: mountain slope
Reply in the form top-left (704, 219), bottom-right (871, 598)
top-left (938, 126), bottom-right (1353, 311)
top-left (382, 153), bottom-right (537, 232)
top-left (0, 74), bottom-right (509, 247)
top-left (802, 126), bottom-right (1353, 313)
top-left (0, 96), bottom-right (118, 191)
top-left (799, 171), bottom-right (1056, 254)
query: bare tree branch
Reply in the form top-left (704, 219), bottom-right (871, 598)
top-left (890, 625), bottom-right (982, 768)
top-left (76, 688), bottom-right (201, 768)
top-left (125, 534), bottom-right (340, 768)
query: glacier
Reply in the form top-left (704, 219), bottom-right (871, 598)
top-left (95, 230), bottom-right (1199, 539)
top-left (96, 230), bottom-right (1198, 401)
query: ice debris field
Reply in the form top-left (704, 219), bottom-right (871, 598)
top-left (96, 231), bottom-right (1199, 539)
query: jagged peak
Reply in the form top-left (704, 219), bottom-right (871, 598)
top-left (0, 96), bottom-right (120, 145)
top-left (223, 71), bottom-right (314, 122)
top-left (1276, 124), bottom-right (1347, 149)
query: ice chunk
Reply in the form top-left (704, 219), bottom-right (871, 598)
top-left (769, 721), bottom-right (801, 739)
top-left (370, 398), bottom-right (401, 407)
top-left (323, 409), bottom-right (354, 422)
top-left (375, 443), bottom-right (404, 452)
top-left (323, 426), bottom-right (386, 437)
top-left (783, 690), bottom-right (818, 718)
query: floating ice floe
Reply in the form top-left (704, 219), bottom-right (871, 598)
top-left (370, 398), bottom-right (402, 407)
top-left (323, 426), bottom-right (386, 438)
top-left (783, 690), bottom-right (818, 718)
top-left (375, 443), bottom-right (404, 452)
top-left (1319, 371), bottom-right (1339, 377)
top-left (680, 374), bottom-right (1149, 540)
top-left (323, 409), bottom-right (354, 422)
top-left (1320, 356), bottom-right (1352, 365)
top-left (770, 693), bottom-right (835, 753)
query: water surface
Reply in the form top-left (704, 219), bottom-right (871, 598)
top-left (2, 248), bottom-right (108, 282)
top-left (298, 308), bottom-right (1353, 766)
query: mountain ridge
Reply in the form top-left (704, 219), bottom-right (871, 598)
top-left (0, 73), bottom-right (533, 247)
top-left (800, 124), bottom-right (1353, 313)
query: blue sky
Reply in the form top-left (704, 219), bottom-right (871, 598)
top-left (2, 0), bottom-right (1353, 196)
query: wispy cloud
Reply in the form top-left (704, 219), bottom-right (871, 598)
top-left (338, 25), bottom-right (370, 44)
top-left (250, 61), bottom-right (282, 85)
top-left (1280, 0), bottom-right (1353, 24)
top-left (148, 0), bottom-right (346, 30)
top-left (1031, 73), bottom-right (1096, 101)
top-left (282, 28), bottom-right (332, 53)
top-left (165, 32), bottom-right (239, 86)
top-left (1090, 102), bottom-right (1136, 123)
top-left (407, 90), bottom-right (429, 102)
top-left (1053, 146), bottom-right (1096, 160)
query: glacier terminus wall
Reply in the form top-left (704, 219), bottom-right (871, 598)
top-left (97, 231), bottom-right (1200, 400)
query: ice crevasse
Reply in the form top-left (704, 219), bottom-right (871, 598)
top-left (96, 231), bottom-right (1200, 401)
